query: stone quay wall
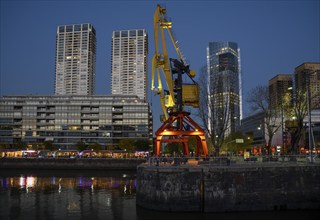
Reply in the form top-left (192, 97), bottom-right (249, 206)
top-left (0, 158), bottom-right (146, 170)
top-left (136, 164), bottom-right (320, 212)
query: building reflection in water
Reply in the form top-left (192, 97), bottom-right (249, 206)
top-left (1, 174), bottom-right (136, 193)
top-left (0, 171), bottom-right (137, 220)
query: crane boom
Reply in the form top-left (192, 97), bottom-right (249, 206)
top-left (152, 5), bottom-right (175, 120)
top-left (152, 4), bottom-right (199, 121)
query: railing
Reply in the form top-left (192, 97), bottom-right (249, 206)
top-left (1, 154), bottom-right (318, 166)
top-left (145, 154), bottom-right (320, 167)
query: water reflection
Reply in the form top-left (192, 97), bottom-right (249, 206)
top-left (0, 170), bottom-right (136, 220)
top-left (1, 174), bottom-right (136, 195)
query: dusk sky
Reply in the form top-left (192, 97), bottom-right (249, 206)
top-left (1, 0), bottom-right (319, 131)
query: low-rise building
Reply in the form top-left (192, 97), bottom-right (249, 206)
top-left (0, 95), bottom-right (152, 149)
top-left (241, 111), bottom-right (266, 148)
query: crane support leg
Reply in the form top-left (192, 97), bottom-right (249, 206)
top-left (154, 112), bottom-right (208, 157)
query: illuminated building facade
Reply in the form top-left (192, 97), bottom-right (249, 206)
top-left (241, 111), bottom-right (266, 147)
top-left (294, 62), bottom-right (320, 151)
top-left (294, 62), bottom-right (320, 109)
top-left (111, 29), bottom-right (148, 101)
top-left (0, 95), bottom-right (152, 149)
top-left (207, 41), bottom-right (242, 136)
top-left (55, 23), bottom-right (96, 95)
top-left (268, 74), bottom-right (293, 110)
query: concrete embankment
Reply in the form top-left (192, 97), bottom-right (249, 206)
top-left (136, 163), bottom-right (320, 212)
top-left (0, 158), bottom-right (146, 170)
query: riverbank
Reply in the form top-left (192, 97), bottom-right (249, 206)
top-left (0, 157), bottom-right (146, 170)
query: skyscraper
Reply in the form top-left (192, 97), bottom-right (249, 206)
top-left (111, 29), bottom-right (148, 101)
top-left (54, 23), bottom-right (96, 95)
top-left (207, 41), bottom-right (242, 136)
top-left (294, 62), bottom-right (320, 109)
top-left (269, 74), bottom-right (293, 110)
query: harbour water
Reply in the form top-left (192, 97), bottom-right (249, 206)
top-left (0, 169), bottom-right (318, 220)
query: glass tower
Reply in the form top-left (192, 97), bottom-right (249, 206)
top-left (111, 29), bottom-right (148, 101)
top-left (54, 23), bottom-right (96, 95)
top-left (207, 41), bottom-right (242, 136)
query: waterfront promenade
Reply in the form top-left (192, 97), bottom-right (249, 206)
top-left (0, 154), bottom-right (318, 170)
top-left (0, 157), bottom-right (146, 170)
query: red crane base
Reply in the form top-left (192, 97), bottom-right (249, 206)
top-left (154, 112), bottom-right (208, 156)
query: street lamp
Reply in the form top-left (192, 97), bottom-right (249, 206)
top-left (306, 70), bottom-right (318, 163)
top-left (282, 87), bottom-right (292, 155)
top-left (306, 75), bottom-right (312, 162)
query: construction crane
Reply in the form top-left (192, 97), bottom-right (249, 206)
top-left (151, 5), bottom-right (199, 121)
top-left (152, 4), bottom-right (208, 157)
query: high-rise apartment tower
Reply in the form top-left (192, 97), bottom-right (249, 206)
top-left (111, 29), bottom-right (148, 101)
top-left (54, 23), bottom-right (96, 95)
top-left (207, 41), bottom-right (242, 136)
top-left (269, 74), bottom-right (293, 110)
top-left (294, 62), bottom-right (320, 109)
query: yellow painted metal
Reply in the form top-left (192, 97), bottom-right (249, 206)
top-left (152, 4), bottom-right (199, 121)
top-left (182, 84), bottom-right (200, 107)
top-left (152, 4), bottom-right (175, 120)
top-left (189, 69), bottom-right (196, 78)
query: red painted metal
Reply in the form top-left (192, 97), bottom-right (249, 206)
top-left (154, 112), bottom-right (208, 156)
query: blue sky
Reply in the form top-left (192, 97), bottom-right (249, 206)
top-left (1, 0), bottom-right (319, 131)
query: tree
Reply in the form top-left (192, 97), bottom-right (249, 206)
top-left (196, 66), bottom-right (238, 156)
top-left (0, 143), bottom-right (11, 149)
top-left (246, 85), bottom-right (281, 154)
top-left (222, 131), bottom-right (247, 155)
top-left (43, 141), bottom-right (54, 151)
top-left (163, 142), bottom-right (182, 156)
top-left (106, 145), bottom-right (117, 150)
top-left (282, 90), bottom-right (308, 153)
top-left (75, 141), bottom-right (87, 151)
top-left (187, 136), bottom-right (197, 154)
top-left (88, 143), bottom-right (102, 152)
top-left (134, 139), bottom-right (150, 151)
top-left (13, 140), bottom-right (27, 150)
top-left (118, 139), bottom-right (135, 151)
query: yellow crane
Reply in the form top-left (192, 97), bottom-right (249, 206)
top-left (152, 4), bottom-right (199, 121)
top-left (152, 4), bottom-right (208, 157)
